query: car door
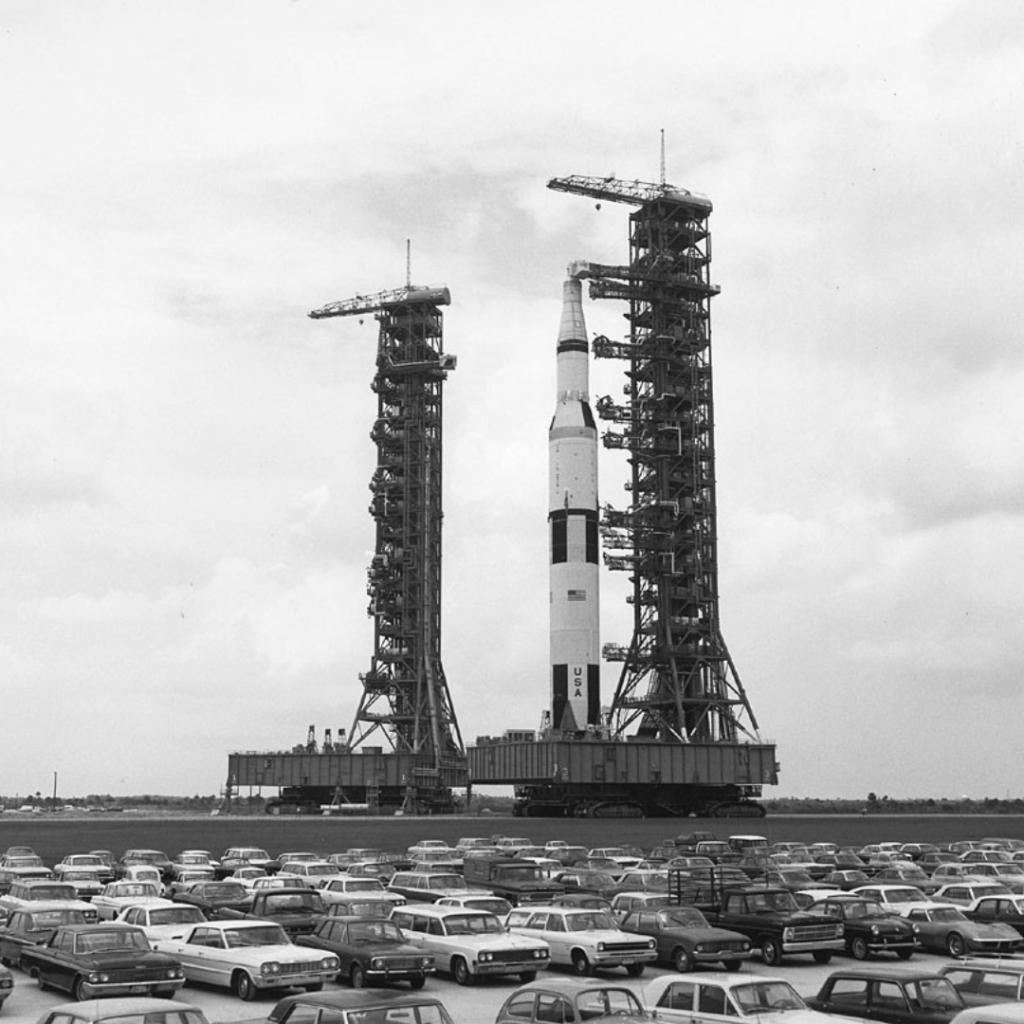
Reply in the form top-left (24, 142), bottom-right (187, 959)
top-left (651, 979), bottom-right (698, 1024)
top-left (868, 979), bottom-right (915, 1024)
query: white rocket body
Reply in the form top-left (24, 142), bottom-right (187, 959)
top-left (549, 276), bottom-right (600, 732)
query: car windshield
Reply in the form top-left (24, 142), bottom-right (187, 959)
top-left (733, 981), bottom-right (806, 1013)
top-left (111, 884), bottom-right (157, 897)
top-left (28, 886), bottom-right (75, 900)
top-left (464, 898), bottom-right (512, 915)
top-left (150, 908), bottom-right (205, 925)
top-left (844, 902), bottom-right (889, 920)
top-left (224, 925), bottom-right (288, 946)
top-left (346, 880), bottom-right (383, 892)
top-left (577, 989), bottom-right (645, 1017)
top-left (498, 865), bottom-right (544, 880)
top-left (347, 1005), bottom-right (453, 1024)
top-left (29, 910), bottom-right (85, 928)
top-left (910, 979), bottom-right (962, 1010)
top-left (930, 907), bottom-right (967, 922)
top-left (76, 930), bottom-right (149, 953)
top-left (882, 888), bottom-right (923, 903)
top-left (96, 1013), bottom-right (207, 1024)
top-left (565, 912), bottom-right (616, 931)
top-left (443, 913), bottom-right (502, 936)
top-left (660, 908), bottom-right (709, 928)
top-left (203, 884), bottom-right (246, 898)
top-left (426, 875), bottom-right (463, 889)
top-left (350, 921), bottom-right (404, 942)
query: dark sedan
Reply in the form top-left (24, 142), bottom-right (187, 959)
top-left (807, 968), bottom-right (966, 1024)
top-left (296, 916), bottom-right (434, 989)
top-left (20, 923), bottom-right (185, 1001)
top-left (810, 896), bottom-right (917, 960)
top-left (619, 906), bottom-right (752, 972)
top-left (266, 990), bottom-right (455, 1024)
top-left (170, 880), bottom-right (251, 918)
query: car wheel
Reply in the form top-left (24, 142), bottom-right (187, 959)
top-left (235, 971), bottom-right (258, 1001)
top-left (625, 963), bottom-right (645, 978)
top-left (813, 951), bottom-right (833, 964)
top-left (409, 976), bottom-right (426, 990)
top-left (760, 938), bottom-right (782, 967)
top-left (572, 951), bottom-right (593, 976)
top-left (850, 937), bottom-right (869, 960)
top-left (350, 964), bottom-right (365, 989)
top-left (947, 933), bottom-right (966, 958)
top-left (73, 976), bottom-right (90, 1002)
top-left (673, 946), bottom-right (693, 972)
top-left (520, 971), bottom-right (538, 983)
top-left (453, 957), bottom-right (474, 986)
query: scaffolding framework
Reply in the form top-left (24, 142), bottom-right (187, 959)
top-left (309, 285), bottom-right (466, 811)
top-left (549, 176), bottom-right (762, 747)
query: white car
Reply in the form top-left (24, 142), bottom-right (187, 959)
top-left (116, 901), bottom-right (206, 941)
top-left (278, 862), bottom-right (343, 888)
top-left (933, 882), bottom-right (1013, 906)
top-left (850, 883), bottom-right (941, 913)
top-left (318, 876), bottom-right (404, 905)
top-left (390, 904), bottom-right (550, 985)
top-left (93, 881), bottom-right (166, 921)
top-left (505, 905), bottom-right (657, 976)
top-left (150, 919), bottom-right (339, 1001)
top-left (647, 971), bottom-right (845, 1024)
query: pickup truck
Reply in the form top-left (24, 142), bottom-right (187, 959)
top-left (460, 856), bottom-right (564, 906)
top-left (217, 886), bottom-right (325, 936)
top-left (669, 874), bottom-right (844, 966)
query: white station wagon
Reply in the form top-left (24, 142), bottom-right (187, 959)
top-left (505, 905), bottom-right (656, 977)
top-left (390, 904), bottom-right (550, 985)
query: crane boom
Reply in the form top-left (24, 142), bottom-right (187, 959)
top-left (547, 174), bottom-right (712, 211)
top-left (309, 285), bottom-right (451, 320)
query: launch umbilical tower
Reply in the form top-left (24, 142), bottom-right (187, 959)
top-left (552, 174), bottom-right (761, 748)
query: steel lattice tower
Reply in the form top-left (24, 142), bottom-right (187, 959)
top-left (309, 286), bottom-right (465, 806)
top-left (549, 175), bottom-right (762, 746)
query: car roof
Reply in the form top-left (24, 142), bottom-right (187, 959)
top-left (821, 968), bottom-right (954, 982)
top-left (951, 1007), bottom-right (1024, 1024)
top-left (42, 998), bottom-right (206, 1022)
top-left (647, 972), bottom-right (785, 991)
top-left (268, 991), bottom-right (447, 1021)
top-left (512, 977), bottom-right (645, 996)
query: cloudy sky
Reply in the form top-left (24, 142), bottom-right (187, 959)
top-left (2, 1), bottom-right (1022, 802)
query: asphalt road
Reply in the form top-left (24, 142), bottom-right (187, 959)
top-left (2, 948), bottom-right (958, 1024)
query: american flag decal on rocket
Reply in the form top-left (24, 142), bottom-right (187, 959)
top-left (549, 274), bottom-right (600, 734)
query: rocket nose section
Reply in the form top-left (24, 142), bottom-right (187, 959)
top-left (558, 278), bottom-right (587, 351)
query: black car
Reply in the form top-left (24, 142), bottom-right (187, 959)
top-left (807, 968), bottom-right (966, 1024)
top-left (20, 923), bottom-right (185, 1001)
top-left (170, 881), bottom-right (251, 918)
top-left (296, 916), bottom-right (434, 989)
top-left (497, 978), bottom-right (651, 1024)
top-left (811, 896), bottom-right (918, 960)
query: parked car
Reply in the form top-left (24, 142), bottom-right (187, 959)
top-left (150, 919), bottom-right (339, 1000)
top-left (949, 1007), bottom-right (1024, 1024)
top-left (295, 915), bottom-right (435, 989)
top-left (55, 871), bottom-right (105, 901)
top-left (0, 903), bottom-right (89, 967)
top-left (216, 847), bottom-right (276, 878)
top-left (807, 968), bottom-right (965, 1024)
top-left (321, 898), bottom-right (402, 921)
top-left (646, 971), bottom-right (834, 1024)
top-left (850, 884), bottom-right (937, 913)
top-left (822, 870), bottom-right (872, 891)
top-left (0, 961), bottom-right (10, 1011)
top-left (32, 997), bottom-right (209, 1024)
top-left (261, 990), bottom-right (455, 1024)
top-left (933, 882), bottom-right (1015, 907)
top-left (21, 922), bottom-right (185, 1001)
top-left (618, 905), bottom-right (752, 972)
top-left (318, 877), bottom-right (404, 906)
top-left (964, 894), bottom-right (1024, 936)
top-left (115, 902), bottom-right (207, 942)
top-left (386, 872), bottom-right (479, 904)
top-left (170, 880), bottom-right (251, 918)
top-left (809, 895), bottom-right (918, 960)
top-left (435, 894), bottom-right (513, 917)
top-left (496, 977), bottom-right (651, 1024)
top-left (92, 881), bottom-right (165, 921)
top-left (389, 904), bottom-right (550, 985)
top-left (54, 855), bottom-right (115, 885)
top-left (900, 905), bottom-right (1021, 956)
top-left (505, 904), bottom-right (656, 977)
top-left (940, 959), bottom-right (1024, 1007)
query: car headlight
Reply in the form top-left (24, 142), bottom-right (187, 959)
top-left (871, 926), bottom-right (880, 935)
top-left (261, 961), bottom-right (282, 976)
top-left (87, 973), bottom-right (101, 983)
top-left (695, 944), bottom-right (706, 953)
top-left (169, 968), bottom-right (183, 979)
top-left (480, 951), bottom-right (493, 962)
top-left (371, 958), bottom-right (385, 970)
top-left (782, 928), bottom-right (794, 942)
top-left (647, 939), bottom-right (655, 949)
top-left (837, 924), bottom-right (844, 936)
top-left (324, 956), bottom-right (339, 970)
top-left (912, 924), bottom-right (920, 934)
top-left (598, 942), bottom-right (606, 951)
top-left (421, 957), bottom-right (434, 968)
top-left (534, 949), bottom-right (548, 959)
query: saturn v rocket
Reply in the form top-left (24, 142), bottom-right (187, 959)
top-left (549, 273), bottom-right (600, 733)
